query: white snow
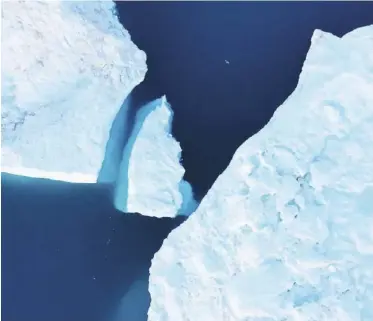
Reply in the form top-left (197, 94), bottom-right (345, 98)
top-left (148, 25), bottom-right (373, 321)
top-left (115, 96), bottom-right (197, 217)
top-left (1, 0), bottom-right (147, 183)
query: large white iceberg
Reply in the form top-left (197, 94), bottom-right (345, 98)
top-left (148, 26), bottom-right (373, 321)
top-left (115, 96), bottom-right (197, 217)
top-left (1, 0), bottom-right (147, 182)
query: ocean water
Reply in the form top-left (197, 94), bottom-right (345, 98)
top-left (2, 2), bottom-right (373, 321)
top-left (116, 1), bottom-right (373, 199)
top-left (1, 173), bottom-right (185, 321)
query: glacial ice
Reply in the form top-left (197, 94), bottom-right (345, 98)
top-left (115, 96), bottom-right (197, 217)
top-left (1, 0), bottom-right (147, 182)
top-left (148, 26), bottom-right (373, 321)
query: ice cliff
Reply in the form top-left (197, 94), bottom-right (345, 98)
top-left (115, 96), bottom-right (197, 217)
top-left (148, 26), bottom-right (373, 321)
top-left (1, 0), bottom-right (147, 182)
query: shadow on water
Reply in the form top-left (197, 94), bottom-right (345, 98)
top-left (97, 95), bottom-right (133, 184)
top-left (1, 173), bottom-right (186, 321)
top-left (115, 1), bottom-right (373, 200)
top-left (113, 96), bottom-right (164, 213)
top-left (99, 82), bottom-right (165, 211)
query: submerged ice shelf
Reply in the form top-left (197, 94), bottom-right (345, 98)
top-left (1, 0), bottom-right (147, 183)
top-left (148, 25), bottom-right (373, 321)
top-left (115, 96), bottom-right (197, 218)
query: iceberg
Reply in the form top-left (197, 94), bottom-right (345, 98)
top-left (115, 96), bottom-right (197, 217)
top-left (1, 0), bottom-right (147, 183)
top-left (148, 26), bottom-right (373, 321)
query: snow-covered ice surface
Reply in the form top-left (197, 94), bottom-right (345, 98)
top-left (1, 0), bottom-right (147, 182)
top-left (115, 96), bottom-right (197, 217)
top-left (148, 25), bottom-right (373, 321)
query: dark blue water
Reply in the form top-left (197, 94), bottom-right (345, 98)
top-left (116, 1), bottom-right (373, 199)
top-left (1, 174), bottom-right (185, 321)
top-left (2, 2), bottom-right (373, 321)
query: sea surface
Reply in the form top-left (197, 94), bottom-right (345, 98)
top-left (116, 1), bottom-right (373, 199)
top-left (2, 2), bottom-right (373, 321)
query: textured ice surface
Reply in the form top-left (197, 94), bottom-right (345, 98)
top-left (115, 96), bottom-right (197, 217)
top-left (1, 0), bottom-right (147, 182)
top-left (149, 25), bottom-right (373, 321)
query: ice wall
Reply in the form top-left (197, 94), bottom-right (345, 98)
top-left (115, 96), bottom-right (197, 217)
top-left (148, 25), bottom-right (373, 321)
top-left (1, 0), bottom-right (147, 182)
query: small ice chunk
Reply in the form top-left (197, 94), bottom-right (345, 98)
top-left (114, 96), bottom-right (197, 218)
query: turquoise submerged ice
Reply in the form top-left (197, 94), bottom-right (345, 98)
top-left (1, 0), bottom-right (147, 182)
top-left (148, 25), bottom-right (373, 321)
top-left (114, 96), bottom-right (197, 217)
